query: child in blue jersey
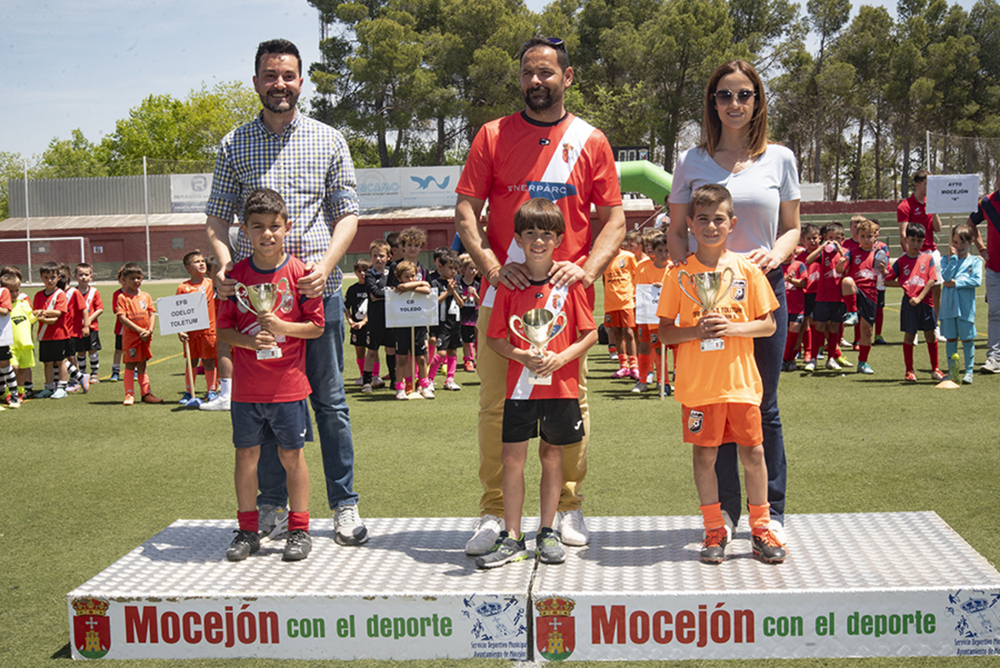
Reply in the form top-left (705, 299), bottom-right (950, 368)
top-left (940, 224), bottom-right (983, 384)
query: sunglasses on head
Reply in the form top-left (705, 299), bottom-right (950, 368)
top-left (712, 89), bottom-right (757, 103)
top-left (524, 36), bottom-right (566, 52)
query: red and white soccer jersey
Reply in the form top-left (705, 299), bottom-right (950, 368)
top-left (843, 247), bottom-right (880, 301)
top-left (783, 260), bottom-right (808, 315)
top-left (657, 254), bottom-right (778, 407)
top-left (112, 289), bottom-right (124, 335)
top-left (33, 289), bottom-right (69, 341)
top-left (217, 255), bottom-right (324, 404)
top-left (116, 290), bottom-right (156, 362)
top-left (0, 287), bottom-right (11, 348)
top-left (487, 280), bottom-right (596, 401)
top-left (816, 245), bottom-right (844, 302)
top-left (64, 286), bottom-right (87, 339)
top-left (81, 287), bottom-right (103, 331)
top-left (176, 279), bottom-right (218, 359)
top-left (455, 111), bottom-right (622, 307)
top-left (897, 195), bottom-right (937, 252)
top-left (887, 252), bottom-right (937, 307)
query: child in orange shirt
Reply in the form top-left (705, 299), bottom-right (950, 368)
top-left (632, 233), bottom-right (672, 394)
top-left (657, 184), bottom-right (785, 565)
top-left (603, 237), bottom-right (638, 379)
top-left (116, 265), bottom-right (161, 405)
top-left (176, 250), bottom-right (218, 407)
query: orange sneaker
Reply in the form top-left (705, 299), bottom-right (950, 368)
top-left (123, 394), bottom-right (135, 406)
top-left (904, 371), bottom-right (917, 382)
top-left (931, 368), bottom-right (946, 381)
top-left (142, 393), bottom-right (163, 404)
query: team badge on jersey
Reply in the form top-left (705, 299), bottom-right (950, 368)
top-left (540, 138), bottom-right (550, 145)
top-left (139, 299), bottom-right (148, 310)
top-left (536, 292), bottom-right (545, 299)
top-left (687, 410), bottom-right (704, 434)
top-left (731, 279), bottom-right (747, 301)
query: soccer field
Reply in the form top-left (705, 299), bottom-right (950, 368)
top-left (3, 279), bottom-right (998, 667)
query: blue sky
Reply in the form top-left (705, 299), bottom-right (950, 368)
top-left (1, 0), bottom-right (978, 162)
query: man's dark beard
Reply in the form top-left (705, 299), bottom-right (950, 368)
top-left (260, 94), bottom-right (296, 115)
top-left (524, 86), bottom-right (556, 112)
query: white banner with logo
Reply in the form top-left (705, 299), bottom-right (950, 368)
top-left (170, 174), bottom-right (214, 213)
top-left (357, 167), bottom-right (461, 211)
top-left (635, 284), bottom-right (662, 325)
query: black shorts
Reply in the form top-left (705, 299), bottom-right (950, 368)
top-left (394, 326), bottom-right (428, 356)
top-left (857, 291), bottom-right (877, 326)
top-left (0, 346), bottom-right (10, 362)
top-left (75, 331), bottom-right (102, 353)
top-left (804, 294), bottom-right (816, 319)
top-left (813, 300), bottom-right (845, 324)
top-left (502, 398), bottom-right (585, 446)
top-left (39, 339), bottom-right (72, 363)
top-left (349, 325), bottom-right (368, 348)
top-left (232, 399), bottom-right (313, 449)
top-left (788, 313), bottom-right (804, 326)
top-left (461, 324), bottom-right (477, 344)
top-left (900, 300), bottom-right (937, 335)
top-left (115, 333), bottom-right (123, 351)
top-left (436, 319), bottom-right (462, 351)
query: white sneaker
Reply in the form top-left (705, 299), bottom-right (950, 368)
top-left (258, 504), bottom-right (289, 542)
top-left (333, 505), bottom-right (369, 545)
top-left (199, 394), bottom-right (231, 411)
top-left (372, 377), bottom-right (386, 389)
top-left (353, 376), bottom-right (364, 385)
top-left (825, 358), bottom-right (842, 371)
top-left (465, 514), bottom-right (504, 555)
top-left (444, 378), bottom-right (461, 391)
top-left (982, 357), bottom-right (1000, 374)
top-left (556, 509), bottom-right (590, 546)
top-left (804, 360), bottom-right (816, 372)
top-left (420, 384), bottom-right (435, 399)
top-left (631, 382), bottom-right (647, 393)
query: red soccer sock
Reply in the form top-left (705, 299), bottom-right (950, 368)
top-left (638, 352), bottom-right (652, 381)
top-left (783, 330), bottom-right (799, 362)
top-left (810, 328), bottom-right (823, 361)
top-left (859, 345), bottom-right (871, 363)
top-left (288, 511), bottom-right (309, 533)
top-left (140, 373), bottom-right (151, 396)
top-left (238, 510), bottom-right (259, 533)
top-left (826, 331), bottom-right (840, 358)
top-left (843, 293), bottom-right (857, 313)
top-left (618, 352), bottom-right (628, 369)
top-left (904, 343), bottom-right (915, 372)
top-left (446, 355), bottom-right (458, 379)
top-left (928, 339), bottom-right (939, 369)
top-left (124, 372), bottom-right (135, 397)
top-left (700, 503), bottom-right (725, 531)
top-left (875, 306), bottom-right (884, 336)
top-left (748, 503), bottom-right (771, 532)
top-left (628, 355), bottom-right (638, 371)
top-left (803, 327), bottom-right (813, 360)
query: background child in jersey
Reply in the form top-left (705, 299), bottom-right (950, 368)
top-left (837, 219), bottom-right (883, 374)
top-left (116, 265), bottom-right (161, 405)
top-left (199, 256), bottom-right (233, 412)
top-left (603, 237), bottom-right (638, 380)
top-left (345, 258), bottom-right (371, 385)
top-left (176, 250), bottom-right (218, 407)
top-left (427, 246), bottom-right (450, 363)
top-left (808, 222), bottom-right (853, 371)
top-left (74, 263), bottom-right (103, 384)
top-left (939, 224), bottom-right (983, 384)
top-left (478, 198), bottom-right (597, 569)
top-left (458, 254), bottom-right (480, 372)
top-left (110, 263), bottom-right (140, 382)
top-left (657, 184), bottom-right (785, 565)
top-left (885, 223), bottom-right (943, 382)
top-left (428, 249), bottom-right (464, 391)
top-left (32, 262), bottom-right (71, 399)
top-left (1, 268), bottom-right (34, 401)
top-left (362, 240), bottom-right (391, 393)
top-left (0, 274), bottom-right (15, 409)
top-left (781, 249), bottom-right (808, 372)
top-left (391, 260), bottom-right (433, 400)
top-left (59, 263), bottom-right (90, 393)
top-left (798, 224), bottom-right (821, 370)
top-left (632, 233), bottom-right (672, 393)
top-left (623, 229), bottom-right (645, 264)
top-left (217, 188), bottom-right (324, 563)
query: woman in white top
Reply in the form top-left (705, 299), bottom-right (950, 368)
top-left (667, 59), bottom-right (801, 538)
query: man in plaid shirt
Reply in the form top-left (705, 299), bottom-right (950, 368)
top-left (205, 38), bottom-right (367, 547)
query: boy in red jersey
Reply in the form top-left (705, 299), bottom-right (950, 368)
top-left (116, 265), bottom-right (161, 405)
top-left (58, 263), bottom-right (90, 393)
top-left (836, 219), bottom-right (883, 374)
top-left (32, 262), bottom-right (71, 399)
top-left (632, 233), bottom-right (672, 393)
top-left (176, 251), bottom-right (218, 407)
top-left (798, 224), bottom-right (821, 370)
top-left (658, 184), bottom-right (785, 565)
top-left (477, 198), bottom-right (597, 569)
top-left (217, 188), bottom-right (324, 563)
top-left (780, 251), bottom-right (808, 371)
top-left (807, 222), bottom-right (853, 371)
top-left (74, 263), bottom-right (104, 384)
top-left (885, 223), bottom-right (944, 382)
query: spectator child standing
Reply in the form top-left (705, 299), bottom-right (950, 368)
top-left (1, 269), bottom-right (34, 401)
top-left (837, 219), bottom-right (883, 374)
top-left (477, 198), bottom-right (597, 569)
top-left (807, 223), bottom-right (852, 371)
top-left (940, 224), bottom-right (983, 384)
top-left (60, 263), bottom-right (90, 393)
top-left (392, 261), bottom-right (433, 399)
top-left (177, 251), bottom-right (219, 406)
top-left (798, 224), bottom-right (821, 370)
top-left (428, 250), bottom-right (465, 391)
top-left (75, 264), bottom-right (104, 384)
top-left (458, 254), bottom-right (480, 372)
top-left (781, 251), bottom-right (808, 371)
top-left (345, 258), bottom-right (371, 384)
top-left (632, 233), bottom-right (672, 393)
top-left (110, 263), bottom-right (140, 382)
top-left (0, 274), bottom-right (15, 408)
top-left (362, 240), bottom-right (392, 393)
top-left (116, 265), bottom-right (162, 405)
top-left (32, 262), bottom-right (71, 399)
top-left (603, 241), bottom-right (638, 380)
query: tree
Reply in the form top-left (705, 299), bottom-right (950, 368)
top-left (0, 151), bottom-right (26, 220)
top-left (33, 130), bottom-right (108, 180)
top-left (728, 0), bottom-right (799, 72)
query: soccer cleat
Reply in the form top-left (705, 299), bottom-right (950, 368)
top-left (90, 373), bottom-right (100, 384)
top-left (843, 312), bottom-right (859, 326)
top-left (52, 388), bottom-right (68, 399)
top-left (751, 528), bottom-right (787, 563)
top-left (353, 376), bottom-right (364, 386)
top-left (981, 357), bottom-right (1000, 374)
top-left (804, 360), bottom-right (816, 372)
top-left (475, 531), bottom-right (531, 569)
top-left (395, 388), bottom-right (408, 400)
top-left (963, 372), bottom-right (974, 384)
top-left (282, 530), bottom-right (312, 561)
top-left (444, 378), bottom-right (461, 391)
top-left (186, 397), bottom-right (203, 409)
top-left (535, 528), bottom-right (566, 564)
top-left (371, 377), bottom-right (386, 389)
top-left (857, 361), bottom-right (874, 374)
top-left (873, 335), bottom-right (887, 345)
top-left (123, 394), bottom-right (135, 406)
top-left (226, 529), bottom-right (260, 562)
top-left (931, 368), bottom-right (946, 381)
top-left (464, 360), bottom-right (476, 372)
top-left (465, 514), bottom-right (504, 555)
top-left (66, 383), bottom-right (81, 393)
top-left (629, 368), bottom-right (641, 381)
top-left (700, 527), bottom-right (729, 564)
top-left (7, 397), bottom-right (20, 409)
top-left (611, 367), bottom-right (631, 379)
top-left (904, 371), bottom-right (917, 382)
top-left (334, 505), bottom-right (369, 546)
top-left (199, 394), bottom-right (231, 411)
top-left (781, 360), bottom-right (796, 372)
top-left (835, 355), bottom-right (852, 367)
top-left (81, 375), bottom-right (90, 392)
top-left (142, 393), bottom-right (163, 404)
top-left (179, 391), bottom-right (194, 405)
top-left (824, 358), bottom-right (842, 371)
top-left (258, 505), bottom-right (288, 541)
top-left (361, 383), bottom-right (373, 393)
top-left (556, 509), bottom-right (590, 546)
top-left (631, 381), bottom-right (647, 393)
top-left (839, 337), bottom-right (852, 348)
top-left (109, 371), bottom-right (120, 382)
top-left (662, 384), bottom-right (673, 396)
top-left (420, 384), bottom-right (436, 399)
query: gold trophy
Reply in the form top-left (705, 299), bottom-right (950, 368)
top-left (235, 278), bottom-right (291, 360)
top-left (677, 267), bottom-right (735, 351)
top-left (509, 308), bottom-right (567, 386)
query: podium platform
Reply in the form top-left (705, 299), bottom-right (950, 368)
top-left (68, 512), bottom-right (1000, 661)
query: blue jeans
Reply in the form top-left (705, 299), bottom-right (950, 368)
top-left (714, 269), bottom-right (787, 524)
top-left (258, 290), bottom-right (358, 511)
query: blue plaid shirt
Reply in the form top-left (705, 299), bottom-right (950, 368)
top-left (206, 111), bottom-right (359, 295)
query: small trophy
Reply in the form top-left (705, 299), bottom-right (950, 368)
top-left (235, 278), bottom-right (291, 360)
top-left (509, 308), bottom-right (566, 386)
top-left (677, 266), bottom-right (735, 352)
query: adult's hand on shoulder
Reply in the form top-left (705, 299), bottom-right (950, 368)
top-left (747, 247), bottom-right (783, 274)
top-left (496, 262), bottom-right (530, 291)
top-left (549, 261), bottom-right (586, 289)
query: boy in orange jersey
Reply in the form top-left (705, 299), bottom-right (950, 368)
top-left (116, 265), bottom-right (161, 405)
top-left (632, 233), bottom-right (672, 394)
top-left (603, 237), bottom-right (638, 380)
top-left (658, 184), bottom-right (785, 565)
top-left (176, 250), bottom-right (218, 407)
top-left (110, 263), bottom-right (140, 382)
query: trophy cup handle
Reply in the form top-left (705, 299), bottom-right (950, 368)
top-left (509, 315), bottom-right (531, 346)
top-left (234, 283), bottom-right (255, 315)
top-left (277, 277), bottom-right (293, 313)
top-left (677, 270), bottom-right (703, 310)
top-left (712, 266), bottom-right (736, 309)
top-left (550, 311), bottom-right (567, 340)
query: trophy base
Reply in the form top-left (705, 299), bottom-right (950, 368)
top-left (700, 337), bottom-right (725, 352)
top-left (528, 371), bottom-right (552, 386)
top-left (256, 348), bottom-right (282, 360)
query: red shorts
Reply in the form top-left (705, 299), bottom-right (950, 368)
top-left (637, 324), bottom-right (658, 345)
top-left (682, 403), bottom-right (762, 448)
top-left (185, 331), bottom-right (218, 360)
top-left (604, 309), bottom-right (635, 328)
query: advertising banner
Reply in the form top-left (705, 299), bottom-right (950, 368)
top-left (170, 174), bottom-right (213, 213)
top-left (357, 167), bottom-right (461, 211)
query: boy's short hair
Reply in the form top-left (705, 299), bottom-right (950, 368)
top-left (398, 227), bottom-right (427, 248)
top-left (801, 223), bottom-right (819, 237)
top-left (369, 239), bottom-right (390, 255)
top-left (432, 246), bottom-right (451, 263)
top-left (648, 233), bottom-right (669, 250)
top-left (913, 168), bottom-right (931, 183)
top-left (117, 262), bottom-right (141, 281)
top-left (183, 250), bottom-right (204, 267)
top-left (849, 214), bottom-right (867, 227)
top-left (439, 249), bottom-right (460, 268)
top-left (459, 253), bottom-right (476, 270)
top-left (688, 184), bottom-right (734, 219)
top-left (952, 223), bottom-right (974, 243)
top-left (121, 265), bottom-right (145, 280)
top-left (905, 223), bottom-right (926, 240)
top-left (394, 260), bottom-right (417, 281)
top-left (75, 262), bottom-right (92, 273)
top-left (39, 261), bottom-right (59, 277)
top-left (0, 271), bottom-right (18, 291)
top-left (623, 230), bottom-right (642, 247)
top-left (354, 258), bottom-right (372, 273)
top-left (243, 188), bottom-right (288, 222)
top-left (514, 198), bottom-right (565, 235)
top-left (821, 221), bottom-right (844, 237)
top-left (1, 265), bottom-right (23, 281)
top-left (856, 219), bottom-right (877, 235)
top-left (385, 231), bottom-right (400, 249)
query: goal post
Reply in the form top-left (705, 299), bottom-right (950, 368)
top-left (0, 237), bottom-right (86, 285)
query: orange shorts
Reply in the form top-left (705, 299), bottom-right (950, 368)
top-left (637, 324), bottom-right (658, 345)
top-left (122, 333), bottom-right (152, 364)
top-left (682, 403), bottom-right (762, 448)
top-left (185, 331), bottom-right (218, 360)
top-left (604, 309), bottom-right (635, 328)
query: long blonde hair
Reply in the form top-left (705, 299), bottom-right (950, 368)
top-left (701, 60), bottom-right (769, 159)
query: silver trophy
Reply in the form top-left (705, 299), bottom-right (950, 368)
top-left (509, 308), bottom-right (566, 386)
top-left (677, 267), bottom-right (735, 351)
top-left (234, 278), bottom-right (291, 360)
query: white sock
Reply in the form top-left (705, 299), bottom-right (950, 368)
top-left (220, 378), bottom-right (232, 399)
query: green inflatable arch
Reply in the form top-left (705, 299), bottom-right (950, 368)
top-left (617, 160), bottom-right (673, 204)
